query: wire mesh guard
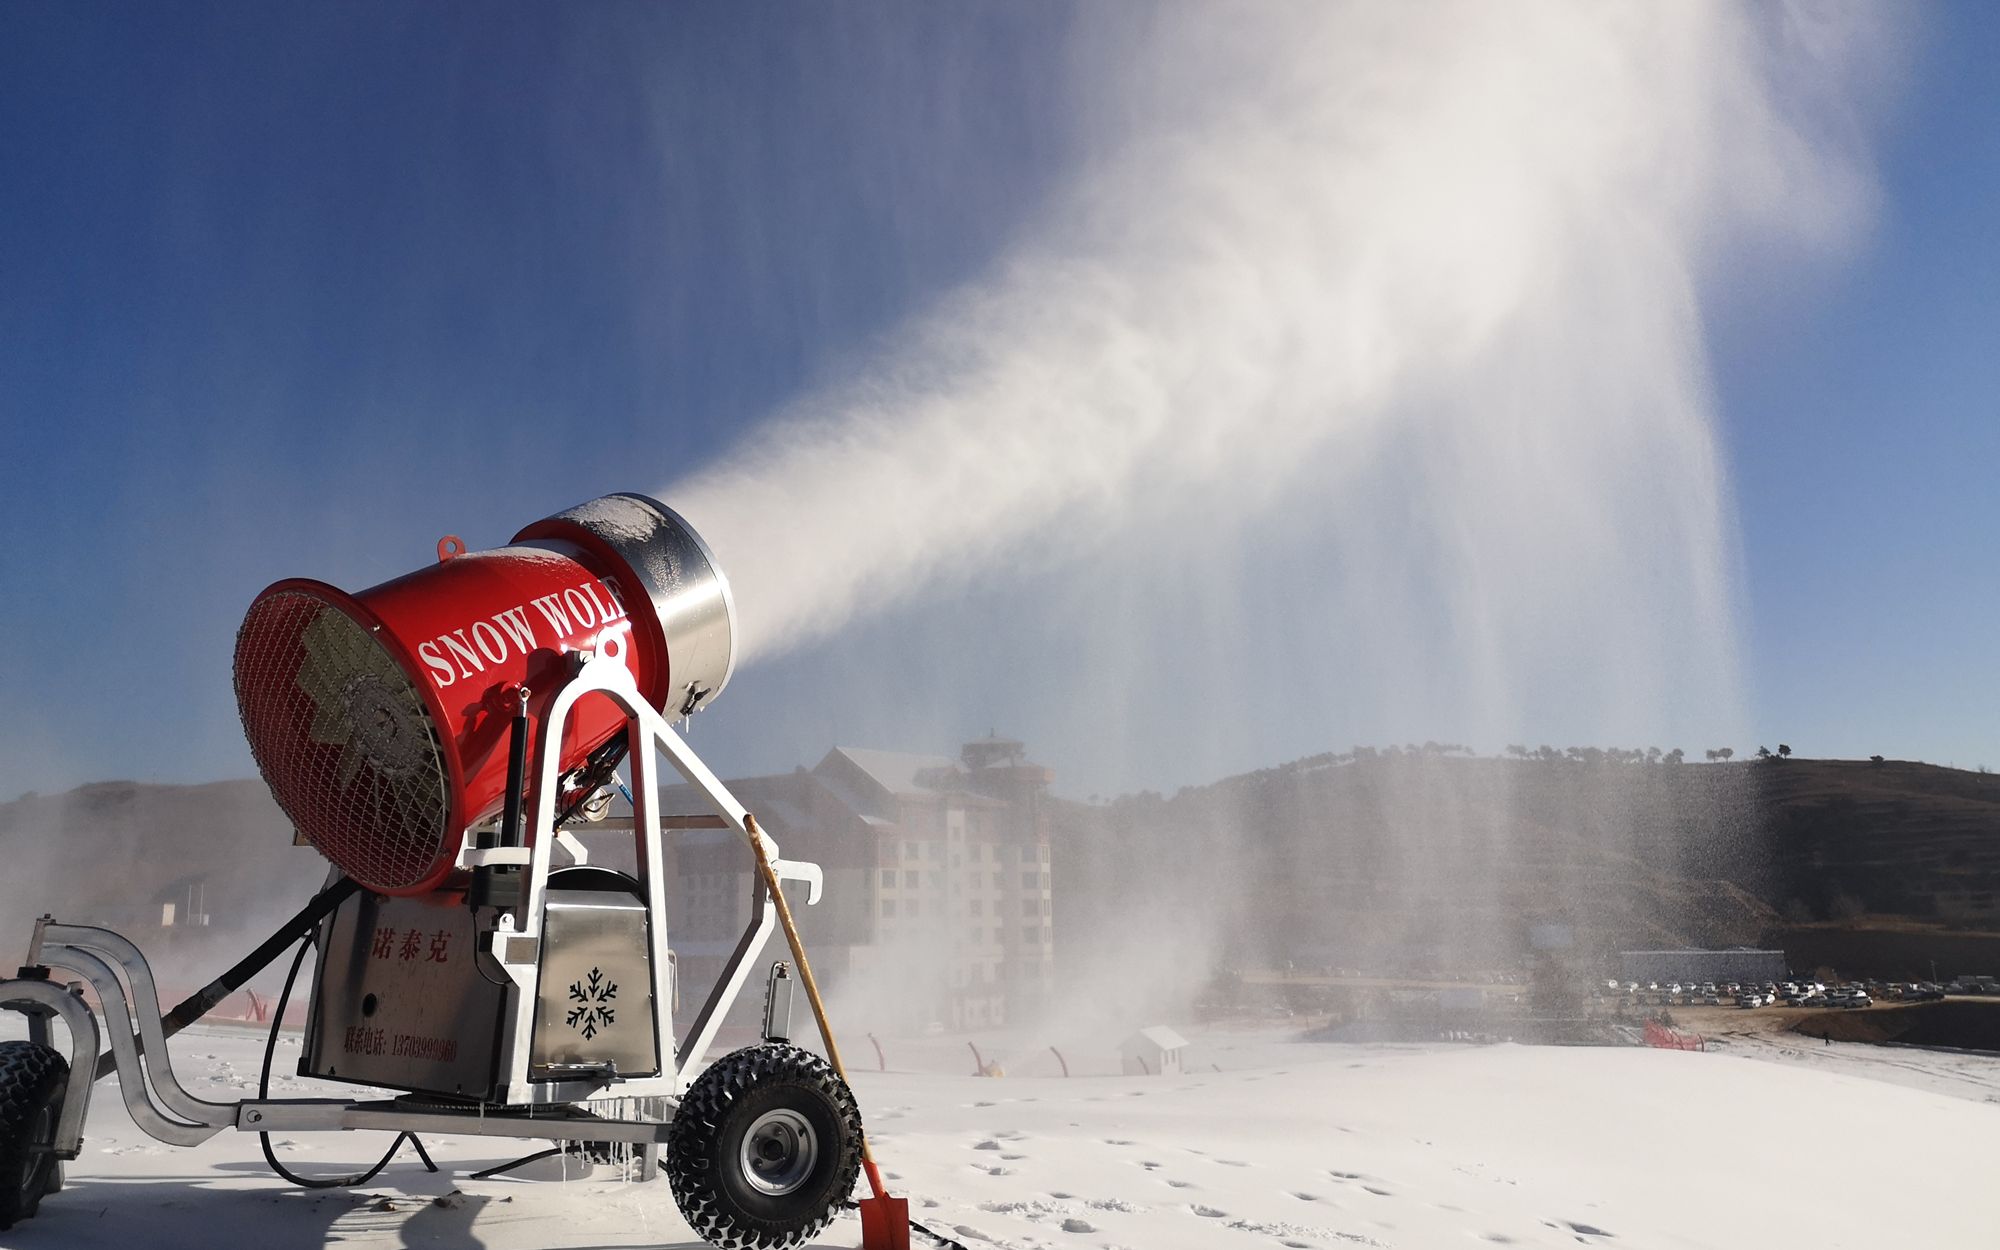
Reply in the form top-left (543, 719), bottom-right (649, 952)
top-left (234, 589), bottom-right (451, 891)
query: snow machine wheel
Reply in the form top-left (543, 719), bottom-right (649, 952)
top-left (668, 1042), bottom-right (861, 1250)
top-left (0, 1040), bottom-right (67, 1231)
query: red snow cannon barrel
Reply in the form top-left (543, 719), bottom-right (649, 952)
top-left (232, 493), bottom-right (735, 896)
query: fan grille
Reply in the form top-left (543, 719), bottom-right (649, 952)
top-left (233, 589), bottom-right (451, 892)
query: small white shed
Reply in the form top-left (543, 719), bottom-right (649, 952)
top-left (1119, 1026), bottom-right (1189, 1076)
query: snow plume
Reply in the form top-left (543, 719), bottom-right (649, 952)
top-left (671, 1), bottom-right (1883, 695)
top-left (667, 4), bottom-right (1895, 1020)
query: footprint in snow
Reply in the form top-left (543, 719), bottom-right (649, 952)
top-left (1050, 1191), bottom-right (1074, 1200)
top-left (1190, 1204), bottom-right (1229, 1218)
top-left (1060, 1217), bottom-right (1095, 1233)
top-left (1363, 1186), bottom-right (1393, 1197)
top-left (974, 1140), bottom-right (1002, 1151)
top-left (1165, 1179), bottom-right (1197, 1190)
top-left (1561, 1220), bottom-right (1615, 1239)
top-left (1216, 1159), bottom-right (1249, 1167)
top-left (1104, 1138), bottom-right (1134, 1146)
top-left (1001, 1154), bottom-right (1025, 1161)
top-left (1291, 1192), bottom-right (1321, 1202)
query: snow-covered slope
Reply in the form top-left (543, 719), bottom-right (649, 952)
top-left (2, 1025), bottom-right (1990, 1249)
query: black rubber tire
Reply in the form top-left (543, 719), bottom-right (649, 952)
top-left (0, 1040), bottom-right (67, 1232)
top-left (667, 1043), bottom-right (861, 1250)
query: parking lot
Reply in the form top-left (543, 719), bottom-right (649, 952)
top-left (1596, 974), bottom-right (1998, 1014)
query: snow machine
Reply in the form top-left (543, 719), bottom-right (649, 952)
top-left (0, 494), bottom-right (880, 1248)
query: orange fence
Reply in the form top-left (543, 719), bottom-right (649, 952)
top-left (1643, 1018), bottom-right (1705, 1051)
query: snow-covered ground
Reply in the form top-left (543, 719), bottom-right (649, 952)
top-left (1, 1021), bottom-right (1992, 1249)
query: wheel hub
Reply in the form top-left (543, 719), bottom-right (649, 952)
top-left (739, 1108), bottom-right (817, 1196)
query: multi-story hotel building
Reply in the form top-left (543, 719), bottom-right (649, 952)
top-left (660, 735), bottom-right (1054, 1032)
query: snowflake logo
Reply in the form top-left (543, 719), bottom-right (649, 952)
top-left (566, 966), bottom-right (618, 1040)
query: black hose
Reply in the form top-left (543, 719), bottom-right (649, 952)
top-left (553, 731), bottom-right (629, 828)
top-left (94, 877), bottom-right (361, 1082)
top-left (256, 933), bottom-right (434, 1188)
top-left (467, 1146), bottom-right (564, 1180)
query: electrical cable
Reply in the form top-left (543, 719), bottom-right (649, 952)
top-left (256, 932), bottom-right (435, 1188)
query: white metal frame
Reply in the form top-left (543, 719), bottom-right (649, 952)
top-left (1, 638), bottom-right (824, 1150)
top-left (464, 637), bottom-right (822, 1103)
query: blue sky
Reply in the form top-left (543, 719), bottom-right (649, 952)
top-left (1, 2), bottom-right (1994, 801)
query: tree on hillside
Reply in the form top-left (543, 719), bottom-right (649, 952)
top-left (1705, 749), bottom-right (1718, 762)
top-left (1715, 747), bottom-right (1735, 761)
top-left (1869, 754), bottom-right (1885, 765)
top-left (1756, 746), bottom-right (1772, 760)
top-left (1777, 744), bottom-right (1792, 760)
top-left (1664, 748), bottom-right (1685, 764)
top-left (1506, 744), bottom-right (1529, 759)
top-left (1646, 746), bottom-right (1662, 765)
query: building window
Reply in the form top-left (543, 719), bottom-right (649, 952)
top-left (905, 870), bottom-right (919, 889)
top-left (991, 872), bottom-right (1004, 889)
top-left (880, 870), bottom-right (894, 888)
top-left (1023, 926), bottom-right (1038, 944)
top-left (930, 871), bottom-right (943, 888)
top-left (881, 900), bottom-right (896, 918)
top-left (1022, 899), bottom-right (1037, 917)
top-left (970, 899), bottom-right (983, 917)
top-left (1021, 872), bottom-right (1038, 889)
top-left (1038, 845), bottom-right (1049, 862)
top-left (1042, 900), bottom-right (1052, 916)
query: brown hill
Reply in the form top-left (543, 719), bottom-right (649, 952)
top-left (1051, 754), bottom-right (2000, 979)
top-left (4, 754), bottom-right (1993, 989)
top-left (0, 779), bottom-right (328, 982)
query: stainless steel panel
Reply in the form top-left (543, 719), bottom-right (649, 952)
top-left (531, 890), bottom-right (658, 1077)
top-left (303, 891), bottom-right (508, 1098)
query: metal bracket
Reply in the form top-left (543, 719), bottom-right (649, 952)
top-left (484, 637), bottom-right (826, 1103)
top-left (0, 977), bottom-right (99, 1156)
